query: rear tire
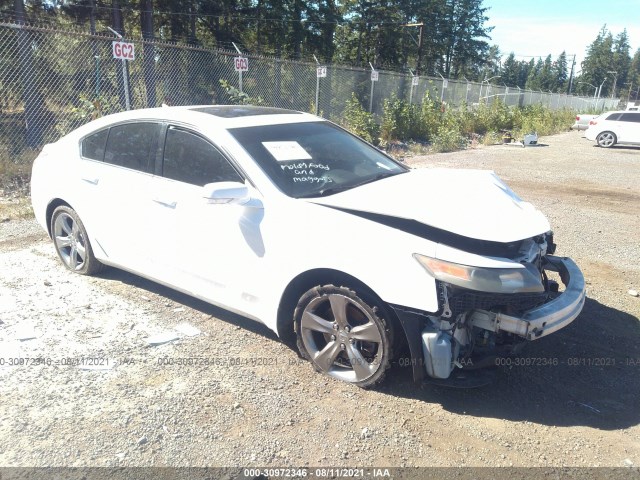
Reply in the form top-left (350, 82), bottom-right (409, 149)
top-left (50, 206), bottom-right (104, 275)
top-left (294, 284), bottom-right (393, 388)
top-left (596, 131), bottom-right (616, 148)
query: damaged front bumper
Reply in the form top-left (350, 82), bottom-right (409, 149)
top-left (468, 256), bottom-right (586, 340)
top-left (392, 255), bottom-right (586, 383)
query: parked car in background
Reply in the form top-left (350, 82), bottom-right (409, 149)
top-left (31, 106), bottom-right (586, 388)
top-left (585, 110), bottom-right (640, 148)
top-left (571, 114), bottom-right (597, 131)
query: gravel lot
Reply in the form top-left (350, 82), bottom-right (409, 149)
top-left (0, 130), bottom-right (639, 469)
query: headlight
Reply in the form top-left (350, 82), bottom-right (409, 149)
top-left (413, 254), bottom-right (544, 294)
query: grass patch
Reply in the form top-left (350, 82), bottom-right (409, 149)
top-left (0, 195), bottom-right (33, 221)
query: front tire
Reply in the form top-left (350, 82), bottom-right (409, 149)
top-left (51, 206), bottom-right (103, 275)
top-left (294, 285), bottom-right (393, 388)
top-left (596, 131), bottom-right (616, 148)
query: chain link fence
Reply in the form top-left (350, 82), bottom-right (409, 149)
top-left (0, 21), bottom-right (620, 161)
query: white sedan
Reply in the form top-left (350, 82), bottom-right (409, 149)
top-left (31, 106), bottom-right (586, 387)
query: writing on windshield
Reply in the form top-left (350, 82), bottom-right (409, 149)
top-left (229, 122), bottom-right (406, 197)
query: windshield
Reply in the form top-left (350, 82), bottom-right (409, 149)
top-left (228, 121), bottom-right (407, 198)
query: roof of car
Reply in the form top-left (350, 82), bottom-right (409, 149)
top-left (604, 110), bottom-right (640, 114)
top-left (65, 105), bottom-right (322, 140)
top-left (189, 105), bottom-right (304, 118)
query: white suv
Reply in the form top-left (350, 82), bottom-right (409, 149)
top-left (585, 110), bottom-right (640, 148)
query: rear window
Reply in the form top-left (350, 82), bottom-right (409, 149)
top-left (103, 122), bottom-right (159, 173)
top-left (605, 113), bottom-right (622, 121)
top-left (81, 129), bottom-right (109, 161)
top-left (620, 113), bottom-right (640, 123)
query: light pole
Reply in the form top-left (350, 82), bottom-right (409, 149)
top-left (578, 81), bottom-right (597, 97)
top-left (401, 22), bottom-right (424, 75)
top-left (607, 70), bottom-right (618, 99)
top-left (480, 75), bottom-right (500, 102)
top-left (577, 81), bottom-right (597, 107)
top-left (597, 77), bottom-right (607, 110)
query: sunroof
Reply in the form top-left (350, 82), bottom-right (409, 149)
top-left (190, 106), bottom-right (302, 118)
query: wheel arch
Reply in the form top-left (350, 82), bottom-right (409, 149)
top-left (597, 130), bottom-right (617, 147)
top-left (276, 268), bottom-right (407, 353)
top-left (45, 198), bottom-right (74, 237)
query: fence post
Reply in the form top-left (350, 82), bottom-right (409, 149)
top-left (232, 43), bottom-right (244, 93)
top-left (108, 27), bottom-right (131, 110)
top-left (409, 69), bottom-right (416, 104)
top-left (274, 57), bottom-right (282, 107)
top-left (94, 56), bottom-right (101, 98)
top-left (369, 63), bottom-right (377, 113)
top-left (313, 55), bottom-right (320, 116)
top-left (436, 72), bottom-right (446, 103)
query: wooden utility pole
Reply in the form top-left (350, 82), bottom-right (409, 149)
top-left (403, 23), bottom-right (424, 75)
top-left (567, 54), bottom-right (576, 94)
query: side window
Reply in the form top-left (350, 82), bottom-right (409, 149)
top-left (81, 129), bottom-right (109, 161)
top-left (162, 127), bottom-right (243, 186)
top-left (606, 113), bottom-right (622, 121)
top-left (103, 122), bottom-right (158, 173)
top-left (620, 113), bottom-right (640, 123)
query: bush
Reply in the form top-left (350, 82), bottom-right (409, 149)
top-left (219, 79), bottom-right (265, 106)
top-left (419, 92), bottom-right (444, 141)
top-left (345, 93), bottom-right (575, 153)
top-left (339, 93), bottom-right (380, 144)
top-left (431, 127), bottom-right (468, 153)
top-left (380, 96), bottom-right (425, 143)
top-left (55, 94), bottom-right (119, 137)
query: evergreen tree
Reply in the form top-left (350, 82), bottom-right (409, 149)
top-left (526, 58), bottom-right (543, 90)
top-left (629, 49), bottom-right (640, 103)
top-left (580, 25), bottom-right (615, 97)
top-left (611, 30), bottom-right (631, 96)
top-left (500, 52), bottom-right (518, 86)
top-left (553, 51), bottom-right (568, 92)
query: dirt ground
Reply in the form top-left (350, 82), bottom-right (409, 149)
top-left (0, 130), bottom-right (639, 470)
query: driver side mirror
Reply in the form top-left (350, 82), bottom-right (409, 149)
top-left (202, 182), bottom-right (250, 205)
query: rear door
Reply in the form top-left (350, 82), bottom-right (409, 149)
top-left (78, 121), bottom-right (162, 271)
top-left (617, 112), bottom-right (640, 143)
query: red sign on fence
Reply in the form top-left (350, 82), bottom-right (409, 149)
top-left (112, 41), bottom-right (135, 61)
top-left (234, 57), bottom-right (249, 72)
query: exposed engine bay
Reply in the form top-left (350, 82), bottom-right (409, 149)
top-left (396, 232), bottom-right (586, 382)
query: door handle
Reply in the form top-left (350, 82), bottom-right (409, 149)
top-left (153, 198), bottom-right (177, 209)
top-left (81, 177), bottom-right (99, 185)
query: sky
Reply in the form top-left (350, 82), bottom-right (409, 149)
top-left (482, 0), bottom-right (640, 70)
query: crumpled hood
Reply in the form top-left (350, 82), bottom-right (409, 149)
top-left (310, 168), bottom-right (550, 243)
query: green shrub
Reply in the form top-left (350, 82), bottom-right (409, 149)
top-left (55, 94), bottom-right (119, 137)
top-left (219, 79), bottom-right (265, 106)
top-left (380, 96), bottom-right (425, 143)
top-left (339, 93), bottom-right (380, 144)
top-left (419, 92), bottom-right (443, 140)
top-left (431, 127), bottom-right (468, 153)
